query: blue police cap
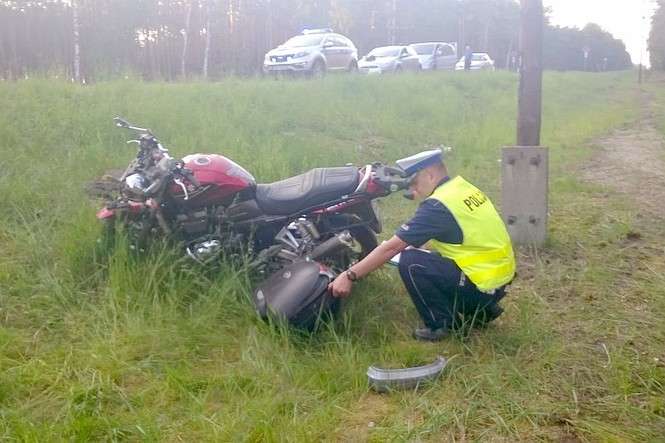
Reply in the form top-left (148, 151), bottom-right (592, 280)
top-left (396, 148), bottom-right (443, 176)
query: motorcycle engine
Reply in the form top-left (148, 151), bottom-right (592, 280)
top-left (177, 209), bottom-right (246, 264)
top-left (186, 239), bottom-right (222, 264)
top-left (176, 210), bottom-right (209, 236)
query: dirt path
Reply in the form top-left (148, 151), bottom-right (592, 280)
top-left (580, 92), bottom-right (665, 220)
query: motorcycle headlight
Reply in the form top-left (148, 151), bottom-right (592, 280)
top-left (124, 173), bottom-right (150, 195)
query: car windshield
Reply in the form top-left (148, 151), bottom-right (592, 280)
top-left (472, 54), bottom-right (487, 61)
top-left (411, 43), bottom-right (437, 55)
top-left (282, 35), bottom-right (324, 48)
top-left (367, 47), bottom-right (400, 58)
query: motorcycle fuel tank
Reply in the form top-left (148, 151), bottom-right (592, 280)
top-left (171, 154), bottom-right (256, 207)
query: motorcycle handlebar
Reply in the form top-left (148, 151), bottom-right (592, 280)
top-left (114, 116), bottom-right (152, 135)
top-left (178, 166), bottom-right (200, 188)
top-left (371, 163), bottom-right (411, 193)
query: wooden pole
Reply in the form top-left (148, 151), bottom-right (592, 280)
top-left (517, 0), bottom-right (543, 146)
top-left (502, 0), bottom-right (548, 246)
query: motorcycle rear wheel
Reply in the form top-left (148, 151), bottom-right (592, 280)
top-left (326, 225), bottom-right (377, 271)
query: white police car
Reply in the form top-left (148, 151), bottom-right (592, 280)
top-left (263, 29), bottom-right (359, 76)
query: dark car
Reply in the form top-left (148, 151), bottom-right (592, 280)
top-left (263, 29), bottom-right (359, 76)
top-left (409, 42), bottom-right (458, 71)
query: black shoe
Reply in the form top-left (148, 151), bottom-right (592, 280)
top-left (413, 326), bottom-right (451, 342)
top-left (470, 304), bottom-right (504, 328)
top-left (485, 304), bottom-right (504, 322)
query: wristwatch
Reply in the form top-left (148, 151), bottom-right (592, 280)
top-left (345, 270), bottom-right (358, 282)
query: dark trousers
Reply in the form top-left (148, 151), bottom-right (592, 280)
top-left (398, 249), bottom-right (505, 330)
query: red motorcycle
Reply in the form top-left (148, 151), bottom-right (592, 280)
top-left (97, 118), bottom-right (409, 277)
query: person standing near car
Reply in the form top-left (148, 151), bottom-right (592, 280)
top-left (328, 149), bottom-right (515, 341)
top-left (464, 45), bottom-right (473, 71)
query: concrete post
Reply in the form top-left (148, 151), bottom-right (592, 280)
top-left (501, 147), bottom-right (548, 245)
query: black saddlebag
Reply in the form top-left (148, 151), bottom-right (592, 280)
top-left (253, 261), bottom-right (338, 330)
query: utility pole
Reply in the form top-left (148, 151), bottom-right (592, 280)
top-left (517, 0), bottom-right (543, 146)
top-left (502, 0), bottom-right (548, 246)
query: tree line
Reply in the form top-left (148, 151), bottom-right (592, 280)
top-left (0, 0), bottom-right (633, 81)
top-left (650, 0), bottom-right (665, 70)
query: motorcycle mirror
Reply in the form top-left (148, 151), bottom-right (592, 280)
top-left (113, 117), bottom-right (130, 129)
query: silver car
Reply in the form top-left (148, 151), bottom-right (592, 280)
top-left (358, 46), bottom-right (422, 74)
top-left (263, 29), bottom-right (359, 76)
top-left (410, 42), bottom-right (458, 71)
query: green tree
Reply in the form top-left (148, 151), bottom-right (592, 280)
top-left (544, 23), bottom-right (632, 71)
top-left (649, 0), bottom-right (665, 70)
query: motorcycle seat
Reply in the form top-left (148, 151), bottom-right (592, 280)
top-left (255, 167), bottom-right (359, 215)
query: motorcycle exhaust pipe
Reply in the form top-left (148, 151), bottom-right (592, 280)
top-left (309, 231), bottom-right (354, 261)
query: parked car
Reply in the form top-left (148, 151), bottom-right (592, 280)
top-left (263, 29), bottom-right (358, 76)
top-left (409, 42), bottom-right (458, 71)
top-left (358, 46), bottom-right (422, 74)
top-left (455, 52), bottom-right (496, 71)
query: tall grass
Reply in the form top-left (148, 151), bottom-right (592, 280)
top-left (1, 71), bottom-right (663, 440)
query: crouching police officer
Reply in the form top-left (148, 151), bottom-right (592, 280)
top-left (329, 148), bottom-right (515, 341)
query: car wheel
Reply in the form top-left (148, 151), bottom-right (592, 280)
top-left (310, 60), bottom-right (326, 78)
top-left (394, 65), bottom-right (402, 74)
top-left (347, 60), bottom-right (358, 73)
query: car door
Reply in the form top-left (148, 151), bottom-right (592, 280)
top-left (322, 35), bottom-right (345, 70)
top-left (405, 46), bottom-right (421, 71)
top-left (338, 35), bottom-right (357, 69)
top-left (436, 44), bottom-right (457, 70)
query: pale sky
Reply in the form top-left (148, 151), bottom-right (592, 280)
top-left (543, 0), bottom-right (658, 66)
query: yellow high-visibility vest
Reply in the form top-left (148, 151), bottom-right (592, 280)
top-left (428, 176), bottom-right (515, 292)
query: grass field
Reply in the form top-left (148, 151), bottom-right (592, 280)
top-left (1, 71), bottom-right (664, 441)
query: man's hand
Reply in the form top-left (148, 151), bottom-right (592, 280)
top-left (328, 273), bottom-right (353, 298)
top-left (326, 235), bottom-right (409, 299)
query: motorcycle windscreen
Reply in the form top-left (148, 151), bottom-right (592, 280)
top-left (253, 261), bottom-right (337, 330)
